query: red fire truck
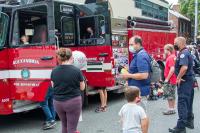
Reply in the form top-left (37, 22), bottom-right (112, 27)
top-left (0, 0), bottom-right (176, 115)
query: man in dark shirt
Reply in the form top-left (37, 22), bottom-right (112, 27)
top-left (121, 35), bottom-right (151, 111)
top-left (169, 37), bottom-right (194, 133)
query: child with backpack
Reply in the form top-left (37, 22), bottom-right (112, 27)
top-left (119, 86), bottom-right (149, 133)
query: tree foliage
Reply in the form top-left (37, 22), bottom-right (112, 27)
top-left (179, 0), bottom-right (200, 33)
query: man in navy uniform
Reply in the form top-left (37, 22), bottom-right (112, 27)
top-left (169, 37), bottom-right (194, 133)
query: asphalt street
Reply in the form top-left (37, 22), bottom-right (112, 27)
top-left (0, 79), bottom-right (200, 133)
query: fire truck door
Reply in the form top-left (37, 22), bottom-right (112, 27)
top-left (8, 4), bottom-right (57, 102)
top-left (0, 12), bottom-right (12, 114)
top-left (77, 2), bottom-right (115, 87)
top-left (0, 12), bottom-right (9, 70)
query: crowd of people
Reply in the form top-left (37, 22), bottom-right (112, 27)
top-left (120, 36), bottom-right (196, 133)
top-left (38, 35), bottom-right (197, 133)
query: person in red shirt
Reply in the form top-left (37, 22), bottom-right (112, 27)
top-left (163, 44), bottom-right (177, 115)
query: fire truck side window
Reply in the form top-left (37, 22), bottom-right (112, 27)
top-left (0, 12), bottom-right (9, 47)
top-left (79, 15), bottom-right (106, 46)
top-left (61, 17), bottom-right (75, 46)
top-left (11, 6), bottom-right (48, 46)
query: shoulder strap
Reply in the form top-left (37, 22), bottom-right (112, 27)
top-left (146, 53), bottom-right (153, 62)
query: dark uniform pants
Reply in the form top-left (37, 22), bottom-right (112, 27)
top-left (177, 77), bottom-right (194, 128)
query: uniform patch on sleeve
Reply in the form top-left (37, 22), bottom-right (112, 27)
top-left (180, 54), bottom-right (185, 58)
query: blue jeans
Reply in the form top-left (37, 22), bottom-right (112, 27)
top-left (40, 87), bottom-right (56, 122)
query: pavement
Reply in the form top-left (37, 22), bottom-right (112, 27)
top-left (0, 79), bottom-right (200, 133)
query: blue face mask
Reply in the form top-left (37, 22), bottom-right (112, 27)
top-left (129, 45), bottom-right (136, 53)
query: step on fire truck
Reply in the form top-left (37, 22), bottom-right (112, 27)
top-left (0, 0), bottom-right (176, 115)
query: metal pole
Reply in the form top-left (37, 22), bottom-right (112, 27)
top-left (194, 0), bottom-right (198, 43)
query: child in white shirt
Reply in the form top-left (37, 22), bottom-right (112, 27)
top-left (119, 86), bottom-right (149, 133)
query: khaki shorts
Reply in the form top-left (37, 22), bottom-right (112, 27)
top-left (163, 83), bottom-right (176, 100)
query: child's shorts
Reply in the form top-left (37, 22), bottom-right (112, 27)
top-left (163, 83), bottom-right (176, 100)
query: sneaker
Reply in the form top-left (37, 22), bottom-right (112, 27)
top-left (163, 110), bottom-right (176, 115)
top-left (43, 120), bottom-right (55, 125)
top-left (43, 121), bottom-right (56, 130)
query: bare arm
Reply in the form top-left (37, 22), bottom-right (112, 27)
top-left (177, 66), bottom-right (188, 80)
top-left (51, 81), bottom-right (54, 87)
top-left (130, 73), bottom-right (149, 80)
top-left (165, 66), bottom-right (175, 82)
top-left (80, 81), bottom-right (85, 91)
top-left (122, 73), bottom-right (149, 80)
top-left (141, 118), bottom-right (149, 133)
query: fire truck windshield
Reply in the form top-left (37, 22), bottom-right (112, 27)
top-left (0, 12), bottom-right (9, 47)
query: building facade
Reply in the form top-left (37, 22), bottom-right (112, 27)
top-left (169, 5), bottom-right (191, 42)
top-left (102, 0), bottom-right (169, 21)
top-left (84, 0), bottom-right (170, 21)
top-left (134, 0), bottom-right (168, 21)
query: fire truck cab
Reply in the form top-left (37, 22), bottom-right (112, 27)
top-left (0, 0), bottom-right (113, 114)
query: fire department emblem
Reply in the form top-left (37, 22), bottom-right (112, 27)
top-left (21, 69), bottom-right (30, 79)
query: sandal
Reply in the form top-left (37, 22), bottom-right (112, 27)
top-left (163, 110), bottom-right (176, 115)
top-left (103, 106), bottom-right (107, 111)
top-left (95, 106), bottom-right (106, 113)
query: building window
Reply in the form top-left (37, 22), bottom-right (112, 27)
top-left (135, 1), bottom-right (141, 8)
top-left (134, 0), bottom-right (168, 21)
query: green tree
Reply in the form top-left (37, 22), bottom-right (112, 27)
top-left (179, 0), bottom-right (200, 34)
